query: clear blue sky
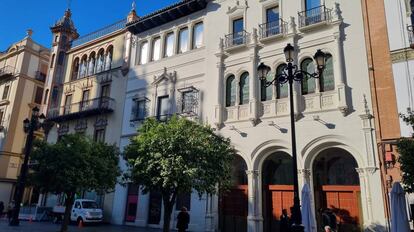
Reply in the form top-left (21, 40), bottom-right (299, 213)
top-left (0, 0), bottom-right (179, 51)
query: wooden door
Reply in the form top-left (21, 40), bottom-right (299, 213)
top-left (322, 186), bottom-right (361, 232)
top-left (220, 185), bottom-right (248, 232)
top-left (125, 195), bottom-right (138, 222)
top-left (266, 185), bottom-right (294, 232)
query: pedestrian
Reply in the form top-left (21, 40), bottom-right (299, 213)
top-left (0, 201), bottom-right (4, 218)
top-left (280, 208), bottom-right (291, 232)
top-left (176, 207), bottom-right (190, 232)
top-left (7, 201), bottom-right (14, 222)
top-left (321, 208), bottom-right (337, 232)
top-left (324, 225), bottom-right (332, 232)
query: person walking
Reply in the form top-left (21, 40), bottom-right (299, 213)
top-left (280, 208), bottom-right (291, 232)
top-left (321, 208), bottom-right (337, 232)
top-left (0, 201), bottom-right (4, 218)
top-left (176, 207), bottom-right (190, 232)
top-left (7, 201), bottom-right (14, 222)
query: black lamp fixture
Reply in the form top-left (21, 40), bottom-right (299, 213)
top-left (257, 43), bottom-right (326, 232)
top-left (9, 106), bottom-right (48, 226)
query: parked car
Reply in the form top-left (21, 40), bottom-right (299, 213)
top-left (70, 199), bottom-right (103, 224)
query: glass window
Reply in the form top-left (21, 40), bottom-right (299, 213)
top-left (34, 87), bottom-right (43, 104)
top-left (105, 47), bottom-right (113, 71)
top-left (261, 71), bottom-right (273, 102)
top-left (192, 22), bottom-right (204, 49)
top-left (72, 58), bottom-right (80, 80)
top-left (306, 0), bottom-right (320, 10)
top-left (58, 52), bottom-right (65, 65)
top-left (152, 37), bottom-right (161, 61)
top-left (320, 54), bottom-right (335, 92)
top-left (164, 33), bottom-right (174, 57)
top-left (88, 54), bottom-right (95, 75)
top-left (226, 75), bottom-right (236, 107)
top-left (96, 50), bottom-right (105, 73)
top-left (94, 129), bottom-right (105, 142)
top-left (157, 96), bottom-right (170, 121)
top-left (178, 28), bottom-right (189, 53)
top-left (140, 42), bottom-right (149, 64)
top-left (81, 90), bottom-right (90, 111)
top-left (64, 94), bottom-right (72, 115)
top-left (50, 54), bottom-right (55, 68)
top-left (2, 85), bottom-right (9, 100)
top-left (101, 85), bottom-right (110, 98)
top-left (131, 99), bottom-right (147, 121)
top-left (233, 18), bottom-right (244, 45)
top-left (43, 89), bottom-right (49, 104)
top-left (82, 201), bottom-right (98, 209)
top-left (276, 64), bottom-right (288, 99)
top-left (301, 58), bottom-right (316, 95)
top-left (239, 72), bottom-right (249, 105)
top-left (266, 7), bottom-right (280, 36)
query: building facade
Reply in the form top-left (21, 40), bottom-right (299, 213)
top-left (112, 0), bottom-right (388, 231)
top-left (0, 31), bottom-right (50, 206)
top-left (42, 9), bottom-right (129, 222)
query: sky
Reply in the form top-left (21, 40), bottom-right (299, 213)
top-left (0, 0), bottom-right (179, 51)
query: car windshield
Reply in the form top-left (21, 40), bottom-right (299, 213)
top-left (81, 201), bottom-right (98, 209)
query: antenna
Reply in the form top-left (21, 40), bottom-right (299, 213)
top-left (132, 0), bottom-right (136, 11)
top-left (67, 0), bottom-right (72, 10)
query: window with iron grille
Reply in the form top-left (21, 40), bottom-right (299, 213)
top-left (94, 128), bottom-right (106, 142)
top-left (177, 87), bottom-right (199, 116)
top-left (131, 98), bottom-right (148, 121)
top-left (2, 85), bottom-right (9, 100)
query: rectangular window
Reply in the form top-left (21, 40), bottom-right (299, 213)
top-left (94, 128), bottom-right (106, 142)
top-left (157, 95), bottom-right (169, 121)
top-left (265, 7), bottom-right (280, 36)
top-left (64, 94), bottom-right (72, 114)
top-left (131, 99), bottom-right (147, 121)
top-left (34, 87), bottom-right (44, 104)
top-left (81, 90), bottom-right (90, 111)
top-left (152, 37), bottom-right (161, 61)
top-left (178, 28), bottom-right (189, 53)
top-left (192, 22), bottom-right (204, 49)
top-left (139, 42), bottom-right (149, 65)
top-left (232, 18), bottom-right (244, 45)
top-left (306, 0), bottom-right (320, 10)
top-left (0, 110), bottom-right (4, 125)
top-left (2, 85), bottom-right (10, 100)
top-left (182, 91), bottom-right (197, 114)
top-left (101, 85), bottom-right (110, 98)
top-left (164, 33), bottom-right (174, 57)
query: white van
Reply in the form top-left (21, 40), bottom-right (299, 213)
top-left (70, 199), bottom-right (103, 224)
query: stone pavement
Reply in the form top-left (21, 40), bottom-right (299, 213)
top-left (0, 219), bottom-right (163, 232)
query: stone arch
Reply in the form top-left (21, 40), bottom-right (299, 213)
top-left (251, 139), bottom-right (291, 171)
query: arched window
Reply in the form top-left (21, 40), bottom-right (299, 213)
top-left (320, 54), bottom-right (334, 92)
top-left (239, 72), bottom-right (249, 105)
top-left (50, 54), bottom-right (55, 68)
top-left (225, 75), bottom-right (236, 107)
top-left (261, 67), bottom-right (273, 102)
top-left (105, 46), bottom-right (113, 71)
top-left (276, 64), bottom-right (288, 99)
top-left (139, 42), bottom-right (149, 64)
top-left (80, 55), bottom-right (88, 78)
top-left (96, 49), bottom-right (105, 73)
top-left (71, 58), bottom-right (80, 80)
top-left (178, 27), bottom-right (189, 53)
top-left (88, 52), bottom-right (96, 76)
top-left (192, 22), bottom-right (204, 49)
top-left (301, 58), bottom-right (315, 95)
top-left (152, 37), bottom-right (161, 61)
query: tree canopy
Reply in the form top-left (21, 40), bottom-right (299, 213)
top-left (29, 134), bottom-right (121, 232)
top-left (398, 110), bottom-right (414, 193)
top-left (124, 116), bottom-right (234, 232)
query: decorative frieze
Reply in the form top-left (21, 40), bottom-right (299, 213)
top-left (391, 48), bottom-right (414, 63)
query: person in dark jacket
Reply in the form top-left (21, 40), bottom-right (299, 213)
top-left (176, 207), bottom-right (190, 232)
top-left (0, 201), bottom-right (4, 218)
top-left (280, 208), bottom-right (291, 232)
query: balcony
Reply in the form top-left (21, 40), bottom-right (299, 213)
top-left (408, 25), bottom-right (414, 49)
top-left (0, 66), bottom-right (15, 79)
top-left (259, 19), bottom-right (287, 41)
top-left (298, 5), bottom-right (332, 30)
top-left (35, 71), bottom-right (46, 82)
top-left (224, 30), bottom-right (250, 50)
top-left (47, 97), bottom-right (115, 122)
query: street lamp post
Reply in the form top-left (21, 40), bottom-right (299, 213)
top-left (9, 106), bottom-right (46, 226)
top-left (257, 43), bottom-right (326, 232)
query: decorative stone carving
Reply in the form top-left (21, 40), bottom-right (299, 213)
top-left (74, 119), bottom-right (88, 133)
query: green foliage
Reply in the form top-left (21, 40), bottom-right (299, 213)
top-left (29, 133), bottom-right (121, 195)
top-left (124, 116), bottom-right (234, 196)
top-left (398, 110), bottom-right (414, 193)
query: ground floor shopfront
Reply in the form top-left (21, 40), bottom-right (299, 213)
top-left (112, 136), bottom-right (388, 232)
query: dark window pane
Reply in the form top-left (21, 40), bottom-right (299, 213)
top-left (34, 87), bottom-right (44, 104)
top-left (175, 193), bottom-right (191, 211)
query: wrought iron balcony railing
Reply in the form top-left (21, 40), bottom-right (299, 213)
top-left (298, 5), bottom-right (332, 28)
top-left (225, 30), bottom-right (250, 49)
top-left (47, 97), bottom-right (115, 122)
top-left (408, 25), bottom-right (414, 49)
top-left (71, 19), bottom-right (126, 47)
top-left (35, 71), bottom-right (46, 82)
top-left (259, 19), bottom-right (287, 39)
top-left (0, 66), bottom-right (15, 78)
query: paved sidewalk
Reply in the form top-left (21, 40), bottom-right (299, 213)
top-left (0, 220), bottom-right (163, 232)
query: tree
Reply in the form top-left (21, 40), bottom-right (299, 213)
top-left (29, 134), bottom-right (121, 232)
top-left (398, 110), bottom-right (414, 193)
top-left (124, 116), bottom-right (234, 232)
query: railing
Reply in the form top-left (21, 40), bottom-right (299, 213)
top-left (225, 30), bottom-right (250, 49)
top-left (71, 19), bottom-right (126, 47)
top-left (35, 71), bottom-right (47, 82)
top-left (298, 5), bottom-right (332, 28)
top-left (408, 25), bottom-right (414, 48)
top-left (47, 97), bottom-right (115, 120)
top-left (0, 66), bottom-right (15, 78)
top-left (259, 19), bottom-right (287, 39)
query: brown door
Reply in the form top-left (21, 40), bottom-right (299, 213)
top-left (266, 185), bottom-right (294, 232)
top-left (220, 185), bottom-right (248, 232)
top-left (322, 185), bottom-right (361, 232)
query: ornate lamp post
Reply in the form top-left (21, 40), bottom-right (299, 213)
top-left (9, 106), bottom-right (46, 226)
top-left (257, 43), bottom-right (326, 232)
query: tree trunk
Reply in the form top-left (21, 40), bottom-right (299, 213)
top-left (162, 192), bottom-right (177, 232)
top-left (60, 192), bottom-right (75, 232)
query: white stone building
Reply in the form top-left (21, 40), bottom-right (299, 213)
top-left (112, 0), bottom-right (388, 231)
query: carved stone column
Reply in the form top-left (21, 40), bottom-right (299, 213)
top-left (205, 194), bottom-right (215, 232)
top-left (356, 168), bottom-right (374, 225)
top-left (249, 29), bottom-right (259, 126)
top-left (214, 39), bottom-right (226, 129)
top-left (360, 95), bottom-right (376, 168)
top-left (246, 170), bottom-right (263, 232)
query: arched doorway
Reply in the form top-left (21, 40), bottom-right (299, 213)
top-left (313, 148), bottom-right (362, 232)
top-left (219, 155), bottom-right (248, 232)
top-left (262, 152), bottom-right (293, 232)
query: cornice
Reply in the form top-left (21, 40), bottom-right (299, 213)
top-left (390, 48), bottom-right (414, 63)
